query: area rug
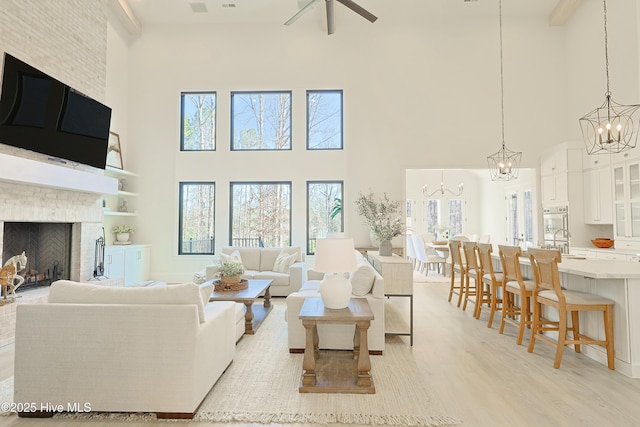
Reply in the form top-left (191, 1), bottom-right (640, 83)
top-left (0, 300), bottom-right (460, 426)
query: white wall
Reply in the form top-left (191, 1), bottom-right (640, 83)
top-left (120, 3), bottom-right (635, 282)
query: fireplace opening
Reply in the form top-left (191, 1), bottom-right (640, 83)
top-left (2, 222), bottom-right (72, 292)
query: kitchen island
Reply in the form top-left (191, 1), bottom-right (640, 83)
top-left (493, 253), bottom-right (640, 377)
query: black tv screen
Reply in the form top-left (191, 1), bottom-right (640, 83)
top-left (0, 53), bottom-right (112, 169)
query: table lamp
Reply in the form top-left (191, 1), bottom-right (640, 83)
top-left (314, 237), bottom-right (358, 309)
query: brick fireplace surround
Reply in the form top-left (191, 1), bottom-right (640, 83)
top-left (0, 149), bottom-right (117, 347)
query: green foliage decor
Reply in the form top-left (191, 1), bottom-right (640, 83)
top-left (112, 225), bottom-right (135, 234)
top-left (355, 192), bottom-right (405, 242)
top-left (217, 261), bottom-right (245, 277)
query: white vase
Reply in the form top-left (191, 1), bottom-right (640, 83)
top-left (116, 232), bottom-right (130, 243)
top-left (379, 240), bottom-right (392, 256)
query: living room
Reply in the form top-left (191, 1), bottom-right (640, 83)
top-left (2, 0), bottom-right (640, 426)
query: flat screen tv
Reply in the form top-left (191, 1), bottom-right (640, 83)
top-left (0, 53), bottom-right (112, 169)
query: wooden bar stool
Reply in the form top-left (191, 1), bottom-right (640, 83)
top-left (527, 248), bottom-right (615, 370)
top-left (462, 241), bottom-right (481, 314)
top-left (476, 243), bottom-right (503, 327)
top-left (498, 245), bottom-right (534, 345)
top-left (447, 239), bottom-right (466, 307)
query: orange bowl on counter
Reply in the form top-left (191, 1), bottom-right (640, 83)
top-left (591, 238), bottom-right (614, 248)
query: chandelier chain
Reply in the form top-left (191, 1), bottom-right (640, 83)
top-left (499, 0), bottom-right (505, 148)
top-left (604, 0), bottom-right (610, 95)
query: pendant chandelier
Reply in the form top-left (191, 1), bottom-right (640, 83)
top-left (579, 0), bottom-right (640, 155)
top-left (422, 170), bottom-right (463, 198)
top-left (487, 0), bottom-right (521, 182)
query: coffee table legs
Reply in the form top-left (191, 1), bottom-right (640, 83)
top-left (263, 286), bottom-right (271, 308)
top-left (244, 302), bottom-right (255, 334)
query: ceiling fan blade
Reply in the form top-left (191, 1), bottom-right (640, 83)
top-left (326, 0), bottom-right (335, 35)
top-left (284, 0), bottom-right (321, 26)
top-left (336, 0), bottom-right (378, 23)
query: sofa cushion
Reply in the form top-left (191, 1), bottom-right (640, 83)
top-left (199, 281), bottom-right (214, 305)
top-left (220, 250), bottom-right (243, 266)
top-left (273, 250), bottom-right (298, 273)
top-left (254, 271), bottom-right (290, 287)
top-left (49, 280), bottom-right (207, 323)
top-left (259, 248), bottom-right (282, 271)
top-left (350, 265), bottom-right (376, 296)
top-left (223, 247), bottom-right (261, 271)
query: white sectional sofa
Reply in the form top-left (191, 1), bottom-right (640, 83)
top-left (13, 280), bottom-right (236, 418)
top-left (285, 251), bottom-right (385, 354)
top-left (206, 246), bottom-right (306, 297)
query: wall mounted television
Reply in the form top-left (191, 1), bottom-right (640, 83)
top-left (0, 53), bottom-right (112, 169)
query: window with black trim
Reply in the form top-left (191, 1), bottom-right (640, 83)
top-left (180, 92), bottom-right (216, 151)
top-left (231, 91), bottom-right (291, 150)
top-left (230, 182), bottom-right (292, 247)
top-left (307, 181), bottom-right (343, 254)
top-left (307, 90), bottom-right (343, 150)
top-left (179, 182), bottom-right (215, 255)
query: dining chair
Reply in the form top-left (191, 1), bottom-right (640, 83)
top-left (478, 234), bottom-right (491, 244)
top-left (447, 239), bottom-right (466, 307)
top-left (405, 234), bottom-right (416, 269)
top-left (412, 234), bottom-right (429, 275)
top-left (461, 241), bottom-right (480, 313)
top-left (425, 245), bottom-right (446, 275)
top-left (498, 245), bottom-right (534, 345)
top-left (476, 243), bottom-right (503, 327)
top-left (527, 248), bottom-right (615, 370)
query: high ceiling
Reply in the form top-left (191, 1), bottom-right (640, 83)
top-left (120, 0), bottom-right (575, 29)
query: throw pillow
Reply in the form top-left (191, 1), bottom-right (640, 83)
top-left (220, 250), bottom-right (243, 266)
top-left (273, 250), bottom-right (298, 273)
top-left (350, 265), bottom-right (375, 296)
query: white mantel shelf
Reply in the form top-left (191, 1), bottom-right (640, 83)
top-left (0, 153), bottom-right (118, 195)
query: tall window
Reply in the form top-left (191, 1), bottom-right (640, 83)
top-left (179, 182), bottom-right (215, 255)
top-left (307, 90), bottom-right (343, 150)
top-left (448, 199), bottom-right (464, 237)
top-left (180, 92), bottom-right (216, 151)
top-left (307, 181), bottom-right (343, 254)
top-left (230, 182), bottom-right (291, 247)
top-left (524, 190), bottom-right (534, 247)
top-left (231, 91), bottom-right (292, 150)
top-left (425, 199), bottom-right (441, 235)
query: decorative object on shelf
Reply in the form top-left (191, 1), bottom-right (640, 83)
top-left (591, 238), bottom-right (614, 248)
top-left (217, 261), bottom-right (246, 287)
top-left (355, 192), bottom-right (406, 256)
top-left (119, 200), bottom-right (128, 212)
top-left (580, 0), bottom-right (640, 155)
top-left (486, 0), bottom-right (522, 182)
top-left (314, 237), bottom-right (358, 309)
top-left (422, 170), bottom-right (463, 197)
top-left (112, 225), bottom-right (134, 244)
top-left (106, 131), bottom-right (123, 169)
top-left (118, 178), bottom-right (126, 191)
top-left (0, 251), bottom-right (27, 302)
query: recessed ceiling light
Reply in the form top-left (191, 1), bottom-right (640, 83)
top-left (189, 2), bottom-right (208, 13)
top-left (222, 3), bottom-right (237, 7)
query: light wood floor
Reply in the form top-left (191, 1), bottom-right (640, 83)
top-left (2, 274), bottom-right (640, 426)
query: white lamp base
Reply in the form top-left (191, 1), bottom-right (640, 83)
top-left (319, 274), bottom-right (352, 309)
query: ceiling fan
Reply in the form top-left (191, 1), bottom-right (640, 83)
top-left (285, 0), bottom-right (378, 35)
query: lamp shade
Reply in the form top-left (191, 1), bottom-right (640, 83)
top-left (314, 238), bottom-right (358, 273)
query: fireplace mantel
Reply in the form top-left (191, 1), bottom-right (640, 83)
top-left (0, 153), bottom-right (118, 195)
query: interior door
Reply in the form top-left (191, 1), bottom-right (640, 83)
top-left (506, 190), bottom-right (532, 249)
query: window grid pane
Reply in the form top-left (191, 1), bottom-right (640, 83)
top-left (181, 92), bottom-right (216, 151)
top-left (231, 92), bottom-right (292, 150)
top-left (448, 199), bottom-right (464, 237)
top-left (230, 182), bottom-right (292, 247)
top-left (307, 90), bottom-right (343, 150)
top-left (307, 181), bottom-right (344, 254)
top-left (425, 199), bottom-right (441, 235)
top-left (179, 182), bottom-right (215, 255)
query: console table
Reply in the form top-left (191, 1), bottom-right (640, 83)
top-left (366, 251), bottom-right (414, 346)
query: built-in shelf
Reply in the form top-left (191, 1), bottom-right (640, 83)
top-left (104, 211), bottom-right (137, 217)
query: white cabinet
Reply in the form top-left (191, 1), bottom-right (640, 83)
top-left (540, 143), bottom-right (582, 207)
top-left (104, 245), bottom-right (150, 286)
top-left (613, 161), bottom-right (640, 241)
top-left (583, 167), bottom-right (613, 224)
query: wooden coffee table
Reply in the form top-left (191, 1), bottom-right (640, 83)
top-left (298, 297), bottom-right (375, 394)
top-left (207, 279), bottom-right (273, 335)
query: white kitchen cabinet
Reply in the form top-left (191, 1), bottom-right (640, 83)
top-left (613, 161), bottom-right (640, 241)
top-left (583, 167), bottom-right (613, 224)
top-left (541, 173), bottom-right (568, 205)
top-left (540, 143), bottom-right (582, 207)
top-left (104, 245), bottom-right (151, 286)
